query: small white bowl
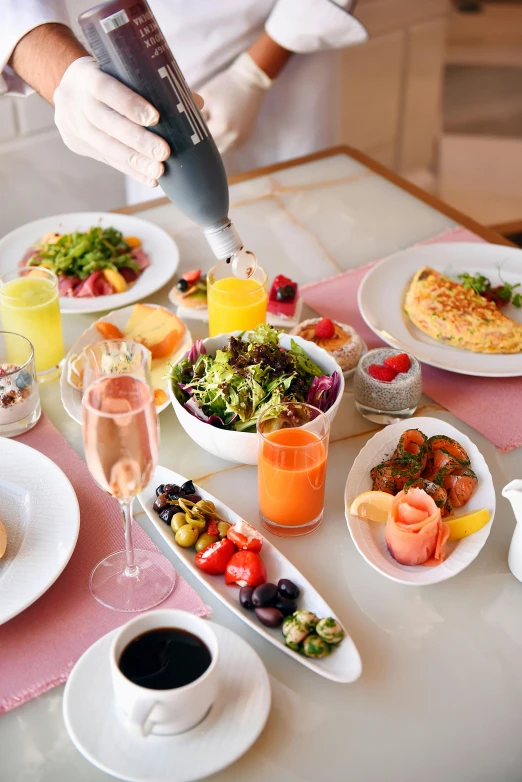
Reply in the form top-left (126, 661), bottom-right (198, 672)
top-left (169, 331), bottom-right (345, 465)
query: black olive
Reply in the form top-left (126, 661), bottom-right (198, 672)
top-left (255, 607), bottom-right (284, 628)
top-left (277, 579), bottom-right (300, 600)
top-left (177, 279), bottom-right (189, 292)
top-left (163, 484), bottom-right (180, 496)
top-left (181, 480), bottom-right (196, 495)
top-left (166, 491), bottom-right (182, 501)
top-left (252, 583), bottom-right (278, 608)
top-left (273, 596), bottom-right (297, 617)
top-left (153, 493), bottom-right (169, 513)
top-left (184, 493), bottom-right (201, 504)
top-left (239, 586), bottom-right (255, 610)
top-left (155, 484), bottom-right (165, 497)
top-left (159, 506), bottom-right (178, 524)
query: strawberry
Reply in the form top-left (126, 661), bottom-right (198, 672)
top-left (314, 318), bottom-right (335, 339)
top-left (182, 269), bottom-right (201, 284)
top-left (383, 353), bottom-right (410, 374)
top-left (368, 364), bottom-right (397, 382)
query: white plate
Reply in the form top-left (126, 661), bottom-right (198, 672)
top-left (344, 417), bottom-right (496, 586)
top-left (60, 304), bottom-right (192, 424)
top-left (0, 438), bottom-right (80, 624)
top-left (63, 623), bottom-right (270, 782)
top-left (0, 212), bottom-right (179, 314)
top-left (358, 243), bottom-right (522, 377)
top-left (139, 467), bottom-right (361, 683)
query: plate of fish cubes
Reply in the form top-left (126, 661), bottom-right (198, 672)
top-left (344, 417), bottom-right (495, 585)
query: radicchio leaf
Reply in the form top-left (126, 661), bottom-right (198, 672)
top-left (183, 397), bottom-right (237, 428)
top-left (306, 372), bottom-right (341, 412)
top-left (184, 339), bottom-right (206, 364)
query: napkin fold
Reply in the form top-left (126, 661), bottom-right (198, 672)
top-left (300, 227), bottom-right (522, 452)
top-left (0, 414), bottom-right (211, 713)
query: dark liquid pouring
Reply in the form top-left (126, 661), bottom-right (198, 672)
top-left (119, 628), bottom-right (211, 690)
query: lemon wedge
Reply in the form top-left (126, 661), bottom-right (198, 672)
top-left (349, 491), bottom-right (394, 523)
top-left (445, 508), bottom-right (490, 541)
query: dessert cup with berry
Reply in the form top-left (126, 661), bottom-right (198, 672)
top-left (291, 318), bottom-right (365, 374)
top-left (353, 348), bottom-right (422, 425)
top-left (0, 332), bottom-right (41, 436)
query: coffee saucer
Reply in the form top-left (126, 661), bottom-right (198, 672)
top-left (63, 623), bottom-right (271, 782)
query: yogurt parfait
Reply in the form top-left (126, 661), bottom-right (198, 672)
top-left (353, 348), bottom-right (422, 425)
top-left (0, 333), bottom-right (41, 437)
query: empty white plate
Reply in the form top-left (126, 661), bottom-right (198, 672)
top-left (0, 438), bottom-right (80, 624)
top-left (344, 417), bottom-right (495, 586)
top-left (63, 622), bottom-right (271, 782)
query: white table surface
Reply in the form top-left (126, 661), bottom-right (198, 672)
top-left (3, 152), bottom-right (522, 782)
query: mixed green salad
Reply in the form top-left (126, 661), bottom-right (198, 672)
top-left (170, 324), bottom-right (341, 432)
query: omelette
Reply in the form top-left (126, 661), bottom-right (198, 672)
top-left (404, 267), bottom-right (522, 353)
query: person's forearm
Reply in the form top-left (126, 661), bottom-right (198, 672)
top-left (8, 23), bottom-right (89, 104)
top-left (247, 31), bottom-right (293, 80)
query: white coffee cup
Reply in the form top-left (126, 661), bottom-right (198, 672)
top-left (110, 609), bottom-right (219, 737)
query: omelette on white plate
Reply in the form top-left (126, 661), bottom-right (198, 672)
top-left (404, 267), bottom-right (522, 354)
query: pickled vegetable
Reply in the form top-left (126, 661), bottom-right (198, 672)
top-left (217, 521), bottom-right (231, 539)
top-left (171, 512), bottom-right (188, 532)
top-left (195, 533), bottom-right (219, 553)
top-left (175, 525), bottom-right (199, 548)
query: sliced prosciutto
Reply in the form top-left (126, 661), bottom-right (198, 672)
top-left (385, 487), bottom-right (450, 566)
top-left (58, 275), bottom-right (81, 296)
top-left (131, 247), bottom-right (151, 272)
top-left (75, 271), bottom-right (115, 298)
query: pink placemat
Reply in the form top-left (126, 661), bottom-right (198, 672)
top-left (0, 414), bottom-right (211, 713)
top-left (301, 227), bottom-right (522, 452)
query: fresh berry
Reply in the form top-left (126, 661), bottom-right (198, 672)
top-left (275, 284), bottom-right (296, 302)
top-left (182, 269), bottom-right (201, 284)
top-left (314, 318), bottom-right (335, 339)
top-left (383, 353), bottom-right (410, 374)
top-left (177, 279), bottom-right (189, 293)
top-left (368, 364), bottom-right (397, 382)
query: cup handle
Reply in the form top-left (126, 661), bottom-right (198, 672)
top-left (126, 699), bottom-right (159, 737)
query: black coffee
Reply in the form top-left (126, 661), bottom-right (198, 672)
top-left (119, 628), bottom-right (211, 690)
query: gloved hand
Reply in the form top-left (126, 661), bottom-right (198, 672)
top-left (198, 53), bottom-right (272, 155)
top-left (53, 56), bottom-right (171, 188)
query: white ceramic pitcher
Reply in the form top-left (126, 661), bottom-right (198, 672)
top-left (502, 480), bottom-right (522, 582)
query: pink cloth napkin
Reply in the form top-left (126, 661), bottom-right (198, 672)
top-left (0, 414), bottom-right (211, 713)
top-left (300, 227), bottom-right (522, 452)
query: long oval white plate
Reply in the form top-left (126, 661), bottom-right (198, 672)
top-left (139, 467), bottom-right (362, 683)
top-left (0, 438), bottom-right (80, 624)
top-left (0, 212), bottom-right (179, 314)
top-left (358, 243), bottom-right (522, 377)
top-left (344, 417), bottom-right (496, 586)
top-left (60, 304), bottom-right (192, 423)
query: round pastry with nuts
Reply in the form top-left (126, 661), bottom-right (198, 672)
top-left (290, 318), bottom-right (365, 372)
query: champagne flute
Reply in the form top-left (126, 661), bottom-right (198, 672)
top-left (82, 339), bottom-right (151, 390)
top-left (82, 373), bottom-right (176, 612)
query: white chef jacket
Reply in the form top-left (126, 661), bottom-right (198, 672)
top-left (0, 0), bottom-right (368, 201)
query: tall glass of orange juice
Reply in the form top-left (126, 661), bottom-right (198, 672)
top-left (207, 263), bottom-right (267, 337)
top-left (257, 402), bottom-right (330, 537)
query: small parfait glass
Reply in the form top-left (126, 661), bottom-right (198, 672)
top-left (0, 331), bottom-right (41, 437)
top-left (353, 348), bottom-right (422, 425)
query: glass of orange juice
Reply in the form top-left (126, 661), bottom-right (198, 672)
top-left (0, 268), bottom-right (64, 382)
top-left (257, 402), bottom-right (330, 537)
top-left (207, 263), bottom-right (268, 337)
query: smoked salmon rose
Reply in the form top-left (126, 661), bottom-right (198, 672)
top-left (385, 487), bottom-right (450, 566)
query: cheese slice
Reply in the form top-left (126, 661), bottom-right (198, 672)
top-left (124, 303), bottom-right (156, 335)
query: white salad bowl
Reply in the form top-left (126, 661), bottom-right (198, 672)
top-left (169, 331), bottom-right (345, 465)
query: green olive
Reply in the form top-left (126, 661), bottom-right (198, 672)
top-left (175, 525), bottom-right (199, 548)
top-left (171, 512), bottom-right (188, 532)
top-left (217, 521), bottom-right (231, 539)
top-left (195, 533), bottom-right (219, 553)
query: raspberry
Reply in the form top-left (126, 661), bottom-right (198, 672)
top-left (368, 364), bottom-right (397, 382)
top-left (314, 318), bottom-right (335, 339)
top-left (383, 353), bottom-right (411, 374)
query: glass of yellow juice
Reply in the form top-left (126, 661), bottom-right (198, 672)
top-left (0, 268), bottom-right (65, 382)
top-left (207, 263), bottom-right (268, 337)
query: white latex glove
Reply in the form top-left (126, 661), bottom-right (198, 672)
top-left (53, 56), bottom-right (170, 188)
top-left (198, 53), bottom-right (272, 155)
